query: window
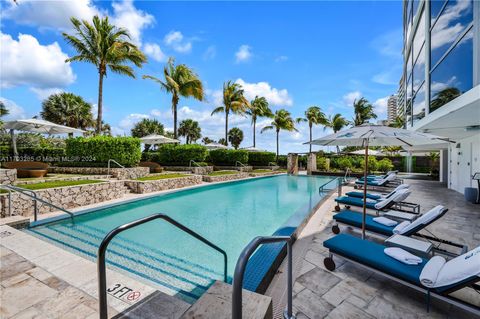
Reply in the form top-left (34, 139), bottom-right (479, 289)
top-left (412, 83), bottom-right (425, 124)
top-left (406, 76), bottom-right (413, 126)
top-left (431, 0), bottom-right (446, 21)
top-left (430, 28), bottom-right (473, 113)
top-left (413, 9), bottom-right (425, 61)
top-left (412, 0), bottom-right (420, 20)
top-left (431, 0), bottom-right (473, 67)
top-left (413, 45), bottom-right (425, 94)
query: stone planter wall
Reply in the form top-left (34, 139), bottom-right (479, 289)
top-left (0, 169), bottom-right (17, 185)
top-left (202, 172), bottom-right (249, 183)
top-left (0, 180), bottom-right (128, 217)
top-left (214, 166), bottom-right (253, 172)
top-left (162, 166), bottom-right (214, 175)
top-left (254, 166), bottom-right (280, 170)
top-left (16, 175), bottom-right (110, 185)
top-left (125, 175), bottom-right (203, 194)
top-left (249, 171), bottom-right (285, 177)
top-left (49, 166), bottom-right (149, 179)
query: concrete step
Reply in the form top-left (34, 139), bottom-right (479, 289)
top-left (181, 281), bottom-right (272, 319)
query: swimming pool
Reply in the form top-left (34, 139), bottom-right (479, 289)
top-left (27, 174), bottom-right (337, 302)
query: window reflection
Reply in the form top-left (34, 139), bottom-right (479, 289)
top-left (406, 76), bottom-right (413, 126)
top-left (412, 83), bottom-right (425, 124)
top-left (430, 29), bottom-right (473, 113)
top-left (413, 45), bottom-right (425, 94)
top-left (431, 0), bottom-right (473, 67)
top-left (413, 10), bottom-right (425, 61)
top-left (431, 0), bottom-right (446, 21)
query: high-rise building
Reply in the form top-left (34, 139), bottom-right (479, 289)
top-left (400, 0), bottom-right (480, 194)
top-left (387, 95), bottom-right (398, 123)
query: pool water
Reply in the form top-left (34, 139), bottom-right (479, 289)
top-left (28, 175), bottom-right (336, 302)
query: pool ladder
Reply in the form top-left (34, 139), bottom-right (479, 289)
top-left (97, 213), bottom-right (228, 319)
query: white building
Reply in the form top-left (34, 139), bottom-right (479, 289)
top-left (399, 0), bottom-right (480, 195)
top-left (387, 95), bottom-right (398, 123)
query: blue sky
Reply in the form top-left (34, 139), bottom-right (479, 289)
top-left (0, 0), bottom-right (403, 153)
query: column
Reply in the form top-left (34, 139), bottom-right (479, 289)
top-left (287, 153), bottom-right (298, 175)
top-left (306, 153), bottom-right (317, 175)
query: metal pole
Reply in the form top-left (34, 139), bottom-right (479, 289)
top-left (362, 140), bottom-right (369, 240)
top-left (285, 241), bottom-right (293, 319)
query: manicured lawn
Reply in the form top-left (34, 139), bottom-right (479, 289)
top-left (208, 170), bottom-right (238, 176)
top-left (137, 173), bottom-right (189, 181)
top-left (19, 180), bottom-right (103, 190)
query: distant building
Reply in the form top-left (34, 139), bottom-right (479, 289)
top-left (400, 0), bottom-right (480, 195)
top-left (387, 95), bottom-right (398, 123)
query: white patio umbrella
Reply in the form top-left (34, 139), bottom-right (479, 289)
top-left (3, 119), bottom-right (85, 156)
top-left (241, 146), bottom-right (266, 152)
top-left (348, 149), bottom-right (384, 156)
top-left (139, 134), bottom-right (180, 145)
top-left (308, 123), bottom-right (453, 239)
top-left (205, 142), bottom-right (230, 150)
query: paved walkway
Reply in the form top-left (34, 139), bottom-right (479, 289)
top-left (267, 179), bottom-right (480, 319)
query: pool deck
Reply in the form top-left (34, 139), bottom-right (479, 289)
top-left (266, 179), bottom-right (480, 319)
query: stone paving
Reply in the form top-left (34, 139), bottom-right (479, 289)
top-left (267, 179), bottom-right (480, 319)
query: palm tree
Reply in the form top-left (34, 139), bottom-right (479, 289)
top-left (131, 118), bottom-right (164, 151)
top-left (178, 119), bottom-right (201, 144)
top-left (218, 138), bottom-right (227, 145)
top-left (202, 137), bottom-right (215, 145)
top-left (228, 127), bottom-right (244, 149)
top-left (143, 58), bottom-right (204, 138)
top-left (430, 87), bottom-right (461, 112)
top-left (296, 106), bottom-right (328, 153)
top-left (261, 109), bottom-right (297, 159)
top-left (327, 113), bottom-right (350, 153)
top-left (41, 92), bottom-right (94, 136)
top-left (353, 97), bottom-right (377, 126)
top-left (0, 101), bottom-right (8, 118)
top-left (245, 96), bottom-right (273, 147)
top-left (389, 115), bottom-right (405, 128)
top-left (63, 15), bottom-right (147, 134)
top-left (211, 81), bottom-right (249, 145)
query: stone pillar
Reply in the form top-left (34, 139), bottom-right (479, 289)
top-left (287, 153), bottom-right (298, 175)
top-left (307, 153), bottom-right (317, 175)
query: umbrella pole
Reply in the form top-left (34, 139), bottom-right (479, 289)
top-left (362, 140), bottom-right (369, 240)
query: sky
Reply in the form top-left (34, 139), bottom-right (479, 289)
top-left (0, 0), bottom-right (403, 154)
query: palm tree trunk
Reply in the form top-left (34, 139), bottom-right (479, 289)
top-left (253, 119), bottom-right (256, 148)
top-left (96, 73), bottom-right (104, 135)
top-left (225, 112), bottom-right (229, 146)
top-left (309, 124), bottom-right (312, 153)
top-left (173, 95), bottom-right (178, 139)
top-left (276, 129), bottom-right (279, 160)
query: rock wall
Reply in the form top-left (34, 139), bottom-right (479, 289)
top-left (214, 166), bottom-right (253, 172)
top-left (125, 175), bottom-right (203, 194)
top-left (0, 169), bottom-right (17, 185)
top-left (202, 173), bottom-right (249, 183)
top-left (0, 181), bottom-right (128, 217)
top-left (249, 171), bottom-right (285, 177)
top-left (49, 166), bottom-right (149, 179)
top-left (162, 166), bottom-right (214, 175)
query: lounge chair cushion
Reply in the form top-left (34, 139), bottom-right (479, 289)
top-left (333, 210), bottom-right (395, 236)
top-left (323, 234), bottom-right (427, 285)
top-left (335, 196), bottom-right (377, 209)
top-left (433, 246), bottom-right (480, 290)
top-left (346, 191), bottom-right (383, 200)
top-left (399, 205), bottom-right (446, 235)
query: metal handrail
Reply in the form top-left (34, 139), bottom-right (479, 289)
top-left (344, 167), bottom-right (351, 183)
top-left (318, 177), bottom-right (340, 194)
top-left (235, 161), bottom-right (246, 168)
top-left (268, 162), bottom-right (278, 170)
top-left (232, 235), bottom-right (294, 319)
top-left (98, 213), bottom-right (228, 319)
top-left (107, 159), bottom-right (124, 177)
top-left (0, 184), bottom-right (74, 222)
top-left (189, 159), bottom-right (201, 167)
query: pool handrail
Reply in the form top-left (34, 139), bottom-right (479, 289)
top-left (107, 159), bottom-right (124, 177)
top-left (189, 159), bottom-right (201, 167)
top-left (232, 235), bottom-right (294, 319)
top-left (97, 213), bottom-right (228, 319)
top-left (0, 184), bottom-right (74, 222)
top-left (318, 177), bottom-right (342, 195)
top-left (235, 161), bottom-right (247, 168)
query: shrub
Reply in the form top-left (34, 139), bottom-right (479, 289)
top-left (209, 149), bottom-right (248, 166)
top-left (276, 155), bottom-right (288, 167)
top-left (65, 136), bottom-right (141, 167)
top-left (155, 144), bottom-right (207, 166)
top-left (247, 152), bottom-right (276, 166)
top-left (316, 156), bottom-right (327, 170)
top-left (337, 157), bottom-right (353, 170)
top-left (359, 156), bottom-right (378, 172)
top-left (0, 146), bottom-right (65, 159)
top-left (377, 158), bottom-right (394, 172)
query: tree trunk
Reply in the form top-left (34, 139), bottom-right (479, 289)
top-left (173, 95), bottom-right (179, 139)
top-left (309, 124), bottom-right (312, 153)
top-left (276, 129), bottom-right (279, 160)
top-left (96, 72), bottom-right (104, 135)
top-left (10, 129), bottom-right (17, 157)
top-left (253, 119), bottom-right (256, 148)
top-left (225, 112), bottom-right (229, 146)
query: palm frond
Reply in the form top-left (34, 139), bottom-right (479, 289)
top-left (211, 106), bottom-right (225, 116)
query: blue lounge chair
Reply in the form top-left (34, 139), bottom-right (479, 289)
top-left (334, 188), bottom-right (412, 212)
top-left (323, 234), bottom-right (480, 316)
top-left (345, 184), bottom-right (409, 200)
top-left (355, 172), bottom-right (401, 190)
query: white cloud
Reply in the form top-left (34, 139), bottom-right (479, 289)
top-left (143, 43), bottom-right (167, 62)
top-left (164, 31), bottom-right (192, 53)
top-left (118, 113), bottom-right (150, 132)
top-left (372, 69), bottom-right (401, 85)
top-left (205, 89), bottom-right (223, 106)
top-left (275, 56), bottom-right (288, 62)
top-left (235, 79), bottom-right (293, 107)
top-left (373, 96), bottom-right (389, 115)
top-left (111, 0), bottom-right (154, 46)
top-left (0, 97), bottom-right (26, 120)
top-left (0, 32), bottom-right (76, 93)
top-left (431, 1), bottom-right (472, 51)
top-left (30, 88), bottom-right (64, 100)
top-left (342, 91), bottom-right (362, 106)
top-left (235, 45), bottom-right (252, 63)
top-left (203, 46), bottom-right (217, 60)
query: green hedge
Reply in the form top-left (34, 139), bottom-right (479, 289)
top-left (155, 144), bottom-right (208, 166)
top-left (247, 152), bottom-right (276, 166)
top-left (65, 136), bottom-right (141, 167)
top-left (208, 149), bottom-right (249, 166)
top-left (0, 146), bottom-right (65, 159)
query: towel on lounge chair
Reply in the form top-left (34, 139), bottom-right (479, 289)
top-left (393, 221), bottom-right (410, 234)
top-left (420, 256), bottom-right (447, 288)
top-left (384, 247), bottom-right (422, 265)
top-left (373, 216), bottom-right (398, 227)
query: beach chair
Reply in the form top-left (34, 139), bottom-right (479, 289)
top-left (345, 184), bottom-right (409, 200)
top-left (334, 188), bottom-right (413, 212)
top-left (323, 234), bottom-right (480, 316)
top-left (354, 172), bottom-right (400, 190)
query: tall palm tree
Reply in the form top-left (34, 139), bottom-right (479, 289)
top-left (245, 96), bottom-right (273, 147)
top-left (143, 58), bottom-right (204, 139)
top-left (228, 127), bottom-right (244, 149)
top-left (41, 93), bottom-right (94, 130)
top-left (296, 106), bottom-right (328, 153)
top-left (211, 81), bottom-right (249, 145)
top-left (261, 109), bottom-right (297, 159)
top-left (63, 15), bottom-right (146, 134)
top-left (353, 97), bottom-right (377, 126)
top-left (178, 119), bottom-right (201, 144)
top-left (430, 87), bottom-right (461, 112)
top-left (327, 113), bottom-right (350, 153)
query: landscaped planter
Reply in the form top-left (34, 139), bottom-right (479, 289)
top-left (202, 172), bottom-right (249, 183)
top-left (0, 181), bottom-right (128, 217)
top-left (249, 171), bottom-right (285, 177)
top-left (125, 175), bottom-right (203, 194)
top-left (49, 166), bottom-right (149, 179)
top-left (162, 166), bottom-right (214, 175)
top-left (213, 166), bottom-right (253, 172)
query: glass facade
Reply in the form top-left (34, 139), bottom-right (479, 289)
top-left (401, 0), bottom-right (476, 127)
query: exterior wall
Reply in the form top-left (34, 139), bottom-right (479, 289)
top-left (49, 166), bottom-right (149, 180)
top-left (448, 133), bottom-right (480, 194)
top-left (124, 175), bottom-right (202, 194)
top-left (0, 181), bottom-right (128, 217)
top-left (0, 169), bottom-right (16, 185)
